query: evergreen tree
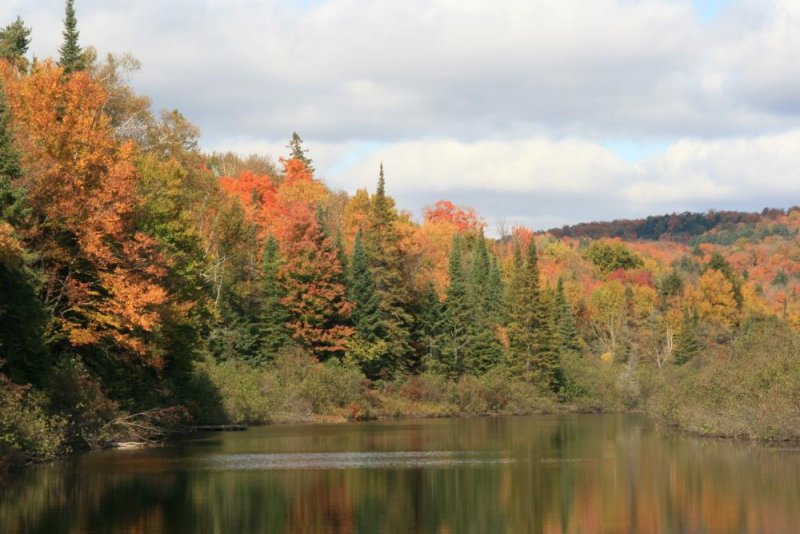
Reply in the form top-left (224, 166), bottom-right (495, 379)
top-left (440, 234), bottom-right (471, 375)
top-left (361, 164), bottom-right (414, 374)
top-left (348, 230), bottom-right (381, 341)
top-left (286, 131), bottom-right (314, 172)
top-left (506, 240), bottom-right (560, 389)
top-left (554, 278), bottom-right (581, 355)
top-left (485, 255), bottom-right (504, 323)
top-left (257, 235), bottom-right (291, 363)
top-left (417, 282), bottom-right (442, 367)
top-left (0, 17), bottom-right (31, 66)
top-left (0, 79), bottom-right (24, 223)
top-left (466, 229), bottom-right (502, 372)
top-left (58, 0), bottom-right (85, 74)
top-left (674, 308), bottom-right (702, 365)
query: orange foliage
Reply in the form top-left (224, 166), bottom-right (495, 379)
top-left (423, 200), bottom-right (484, 232)
top-left (3, 61), bottom-right (167, 365)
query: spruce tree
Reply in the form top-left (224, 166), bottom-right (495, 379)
top-left (361, 164), bottom-right (414, 373)
top-left (466, 230), bottom-right (502, 372)
top-left (286, 131), bottom-right (314, 172)
top-left (506, 240), bottom-right (560, 389)
top-left (348, 230), bottom-right (381, 341)
top-left (58, 0), bottom-right (85, 74)
top-left (440, 234), bottom-right (472, 375)
top-left (485, 255), bottom-right (504, 323)
top-left (674, 308), bottom-right (701, 365)
top-left (0, 79), bottom-right (24, 223)
top-left (554, 278), bottom-right (581, 355)
top-left (257, 235), bottom-right (291, 363)
top-left (417, 282), bottom-right (442, 367)
top-left (0, 17), bottom-right (31, 65)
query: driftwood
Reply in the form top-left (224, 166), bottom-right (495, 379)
top-left (99, 406), bottom-right (190, 448)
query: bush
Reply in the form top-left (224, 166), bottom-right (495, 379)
top-left (648, 316), bottom-right (800, 441)
top-left (0, 377), bottom-right (65, 467)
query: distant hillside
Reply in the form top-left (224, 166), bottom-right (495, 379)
top-left (547, 207), bottom-right (799, 243)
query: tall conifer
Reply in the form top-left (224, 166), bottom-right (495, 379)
top-left (58, 0), bottom-right (85, 73)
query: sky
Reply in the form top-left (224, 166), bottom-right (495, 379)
top-left (3, 0), bottom-right (800, 232)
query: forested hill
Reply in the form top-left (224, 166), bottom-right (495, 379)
top-left (547, 208), bottom-right (798, 243)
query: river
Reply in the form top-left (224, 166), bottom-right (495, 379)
top-left (2, 414), bottom-right (799, 533)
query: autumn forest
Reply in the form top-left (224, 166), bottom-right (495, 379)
top-left (3, 3), bottom-right (800, 470)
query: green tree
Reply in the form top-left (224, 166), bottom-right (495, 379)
top-left (0, 79), bottom-right (25, 223)
top-left (554, 278), bottom-right (581, 355)
top-left (584, 241), bottom-right (643, 274)
top-left (58, 0), bottom-right (85, 74)
top-left (440, 234), bottom-right (471, 375)
top-left (286, 131), bottom-right (314, 172)
top-left (674, 308), bottom-right (701, 365)
top-left (507, 240), bottom-right (560, 389)
top-left (0, 17), bottom-right (31, 67)
top-left (361, 164), bottom-right (414, 374)
top-left (466, 230), bottom-right (502, 372)
top-left (416, 282), bottom-right (442, 368)
top-left (257, 235), bottom-right (292, 363)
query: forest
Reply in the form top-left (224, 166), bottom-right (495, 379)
top-left (2, 3), bottom-right (800, 470)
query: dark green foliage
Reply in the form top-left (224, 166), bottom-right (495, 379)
top-left (0, 17), bottom-right (31, 64)
top-left (584, 241), bottom-right (643, 273)
top-left (439, 235), bottom-right (472, 375)
top-left (658, 269), bottom-right (683, 300)
top-left (348, 230), bottom-right (381, 341)
top-left (554, 278), bottom-right (581, 355)
top-left (0, 79), bottom-right (25, 224)
top-left (673, 308), bottom-right (701, 365)
top-left (771, 270), bottom-right (788, 287)
top-left (58, 0), bottom-right (85, 74)
top-left (257, 236), bottom-right (291, 363)
top-left (507, 240), bottom-right (560, 390)
top-left (286, 131), bottom-right (314, 172)
top-left (361, 165), bottom-right (414, 374)
top-left (465, 230), bottom-right (502, 372)
top-left (416, 283), bottom-right (442, 366)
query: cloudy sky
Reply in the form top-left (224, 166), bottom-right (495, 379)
top-left (3, 0), bottom-right (800, 230)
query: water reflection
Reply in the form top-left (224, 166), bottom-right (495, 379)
top-left (2, 415), bottom-right (800, 533)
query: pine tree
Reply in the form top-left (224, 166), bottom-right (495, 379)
top-left (674, 308), bottom-right (701, 365)
top-left (58, 0), bottom-right (85, 74)
top-left (506, 240), bottom-right (560, 389)
top-left (417, 282), bottom-right (442, 367)
top-left (286, 131), bottom-right (314, 172)
top-left (554, 278), bottom-right (581, 355)
top-left (361, 164), bottom-right (414, 374)
top-left (257, 235), bottom-right (292, 363)
top-left (348, 230), bottom-right (381, 341)
top-left (466, 230), bottom-right (502, 372)
top-left (440, 234), bottom-right (471, 375)
top-left (0, 79), bottom-right (24, 223)
top-left (485, 255), bottom-right (504, 323)
top-left (0, 17), bottom-right (31, 66)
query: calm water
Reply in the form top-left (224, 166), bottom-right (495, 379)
top-left (2, 414), bottom-right (800, 533)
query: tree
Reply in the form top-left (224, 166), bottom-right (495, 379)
top-left (584, 240), bottom-right (643, 274)
top-left (554, 278), bottom-right (581, 355)
top-left (673, 308), bottom-right (701, 365)
top-left (5, 61), bottom-right (168, 365)
top-left (256, 235), bottom-right (291, 363)
top-left (0, 78), bottom-right (24, 223)
top-left (361, 164), bottom-right (414, 374)
top-left (58, 0), bottom-right (85, 74)
top-left (705, 251), bottom-right (743, 309)
top-left (286, 131), bottom-right (314, 172)
top-left (439, 234), bottom-right (471, 375)
top-left (276, 201), bottom-right (352, 359)
top-left (466, 230), bottom-right (502, 372)
top-left (0, 17), bottom-right (31, 67)
top-left (507, 239), bottom-right (559, 389)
